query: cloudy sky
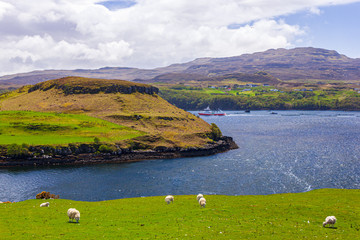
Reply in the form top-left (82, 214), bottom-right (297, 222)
top-left (1, 0), bottom-right (360, 76)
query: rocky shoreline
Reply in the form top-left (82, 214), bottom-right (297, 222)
top-left (0, 136), bottom-right (238, 167)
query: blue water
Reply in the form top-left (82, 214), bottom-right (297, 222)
top-left (1, 110), bottom-right (359, 202)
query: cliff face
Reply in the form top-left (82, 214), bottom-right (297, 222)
top-left (0, 136), bottom-right (238, 167)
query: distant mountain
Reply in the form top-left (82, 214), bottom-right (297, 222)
top-left (1, 47), bottom-right (360, 86)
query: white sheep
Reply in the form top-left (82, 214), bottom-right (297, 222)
top-left (67, 208), bottom-right (80, 223)
top-left (199, 197), bottom-right (206, 208)
top-left (196, 194), bottom-right (204, 202)
top-left (323, 216), bottom-right (336, 227)
top-left (165, 195), bottom-right (174, 204)
top-left (40, 202), bottom-right (50, 207)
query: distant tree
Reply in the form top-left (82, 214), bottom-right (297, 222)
top-left (209, 123), bottom-right (222, 140)
top-left (94, 137), bottom-right (100, 144)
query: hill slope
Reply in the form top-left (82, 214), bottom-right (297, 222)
top-left (0, 77), bottom-right (213, 148)
top-left (1, 47), bottom-right (360, 87)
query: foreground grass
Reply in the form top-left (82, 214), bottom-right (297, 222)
top-left (1, 189), bottom-right (359, 239)
top-left (0, 111), bottom-right (143, 145)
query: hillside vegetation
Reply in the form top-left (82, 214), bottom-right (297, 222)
top-left (1, 189), bottom-right (359, 239)
top-left (158, 81), bottom-right (360, 110)
top-left (0, 77), bottom-right (213, 148)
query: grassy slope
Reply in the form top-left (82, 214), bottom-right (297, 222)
top-left (0, 77), bottom-right (212, 147)
top-left (1, 189), bottom-right (359, 239)
top-left (0, 111), bottom-right (143, 145)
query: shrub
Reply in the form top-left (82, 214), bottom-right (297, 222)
top-left (98, 144), bottom-right (115, 153)
top-left (7, 143), bottom-right (30, 158)
top-left (94, 137), bottom-right (100, 144)
top-left (209, 123), bottom-right (222, 140)
top-left (36, 191), bottom-right (59, 199)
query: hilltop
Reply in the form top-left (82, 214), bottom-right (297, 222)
top-left (1, 47), bottom-right (360, 89)
top-left (0, 77), bottom-right (237, 166)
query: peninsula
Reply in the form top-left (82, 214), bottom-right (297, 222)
top-left (0, 77), bottom-right (237, 167)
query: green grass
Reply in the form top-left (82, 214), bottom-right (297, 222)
top-left (1, 189), bottom-right (359, 239)
top-left (0, 111), bottom-right (144, 145)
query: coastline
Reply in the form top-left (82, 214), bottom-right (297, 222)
top-left (0, 136), bottom-right (238, 167)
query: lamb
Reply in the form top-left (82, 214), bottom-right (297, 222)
top-left (199, 197), bottom-right (206, 208)
top-left (323, 216), bottom-right (336, 227)
top-left (196, 194), bottom-right (204, 202)
top-left (165, 195), bottom-right (174, 204)
top-left (40, 202), bottom-right (50, 207)
top-left (67, 208), bottom-right (80, 223)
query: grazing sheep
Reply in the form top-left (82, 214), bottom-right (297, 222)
top-left (199, 197), bottom-right (206, 208)
top-left (67, 208), bottom-right (80, 223)
top-left (165, 195), bottom-right (174, 204)
top-left (196, 194), bottom-right (204, 202)
top-left (40, 202), bottom-right (50, 207)
top-left (323, 216), bottom-right (336, 227)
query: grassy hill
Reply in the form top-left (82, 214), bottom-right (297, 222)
top-left (1, 189), bottom-right (359, 239)
top-left (0, 77), bottom-right (212, 148)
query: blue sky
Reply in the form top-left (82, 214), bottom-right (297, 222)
top-left (283, 2), bottom-right (360, 58)
top-left (0, 0), bottom-right (359, 76)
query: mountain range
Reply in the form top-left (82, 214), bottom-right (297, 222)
top-left (1, 47), bottom-right (360, 86)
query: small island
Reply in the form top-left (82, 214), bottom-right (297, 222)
top-left (0, 77), bottom-right (237, 167)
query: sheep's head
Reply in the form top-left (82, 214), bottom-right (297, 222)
top-left (322, 222), bottom-right (326, 227)
top-left (75, 213), bottom-right (80, 223)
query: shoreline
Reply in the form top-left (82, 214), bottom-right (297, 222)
top-left (0, 136), bottom-right (238, 168)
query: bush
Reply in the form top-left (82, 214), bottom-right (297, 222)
top-left (98, 144), bottom-right (115, 153)
top-left (36, 191), bottom-right (59, 199)
top-left (209, 123), bottom-right (222, 140)
top-left (7, 143), bottom-right (30, 158)
top-left (94, 137), bottom-right (100, 144)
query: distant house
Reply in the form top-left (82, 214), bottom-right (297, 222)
top-left (354, 88), bottom-right (360, 91)
top-left (208, 86), bottom-right (216, 89)
top-left (270, 89), bottom-right (279, 92)
top-left (242, 89), bottom-right (251, 92)
top-left (263, 84), bottom-right (270, 87)
top-left (247, 84), bottom-right (259, 87)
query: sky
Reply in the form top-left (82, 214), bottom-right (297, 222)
top-left (0, 0), bottom-right (360, 76)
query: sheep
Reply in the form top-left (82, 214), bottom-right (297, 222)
top-left (199, 197), bottom-right (206, 208)
top-left (40, 202), bottom-right (50, 207)
top-left (165, 195), bottom-right (174, 204)
top-left (67, 208), bottom-right (80, 223)
top-left (196, 194), bottom-right (204, 202)
top-left (323, 216), bottom-right (336, 227)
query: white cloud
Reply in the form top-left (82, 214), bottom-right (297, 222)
top-left (0, 0), bottom-right (360, 75)
top-left (0, 1), bottom-right (13, 20)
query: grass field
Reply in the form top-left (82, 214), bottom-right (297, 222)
top-left (0, 111), bottom-right (144, 145)
top-left (1, 189), bottom-right (359, 239)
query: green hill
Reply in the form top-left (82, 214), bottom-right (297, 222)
top-left (0, 77), bottom-right (215, 149)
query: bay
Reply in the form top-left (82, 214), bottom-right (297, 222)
top-left (1, 110), bottom-right (359, 202)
